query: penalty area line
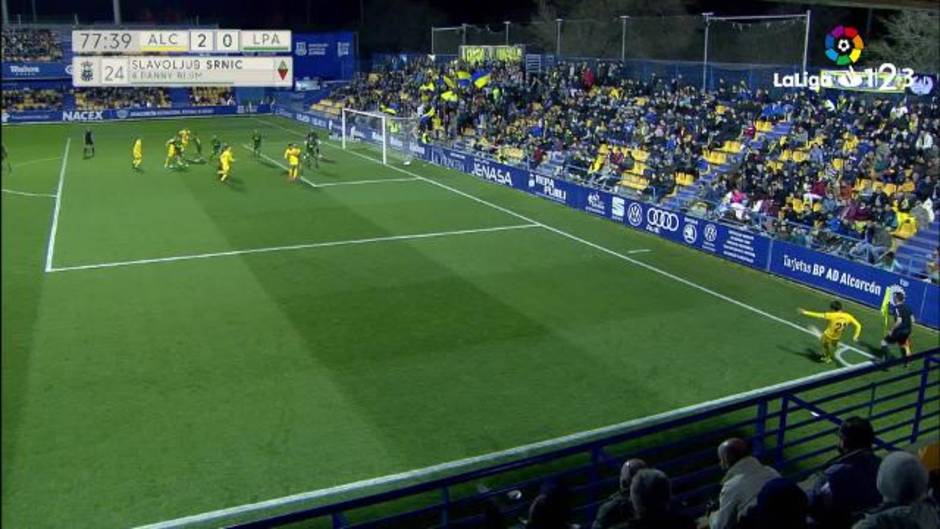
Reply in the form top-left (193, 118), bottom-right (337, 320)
top-left (240, 144), bottom-right (420, 188)
top-left (2, 188), bottom-right (56, 198)
top-left (46, 224), bottom-right (540, 273)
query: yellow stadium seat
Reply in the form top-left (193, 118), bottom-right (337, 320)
top-left (872, 181), bottom-right (885, 193)
top-left (893, 217), bottom-right (917, 239)
top-left (632, 149), bottom-right (649, 162)
top-left (854, 178), bottom-right (871, 192)
top-left (883, 183), bottom-right (897, 196)
top-left (790, 198), bottom-right (805, 213)
top-left (756, 121), bottom-right (773, 133)
top-left (900, 180), bottom-right (915, 193)
top-left (832, 158), bottom-right (845, 170)
top-left (792, 150), bottom-right (809, 163)
top-left (676, 172), bottom-right (695, 187)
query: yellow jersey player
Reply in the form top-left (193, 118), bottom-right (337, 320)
top-left (799, 301), bottom-right (862, 364)
top-left (179, 128), bottom-right (191, 151)
top-left (164, 137), bottom-right (178, 169)
top-left (283, 143), bottom-right (301, 181)
top-left (218, 144), bottom-right (234, 183)
top-left (132, 138), bottom-right (143, 170)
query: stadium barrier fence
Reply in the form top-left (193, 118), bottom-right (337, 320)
top-left (278, 106), bottom-right (939, 329)
top-left (226, 349), bottom-right (939, 528)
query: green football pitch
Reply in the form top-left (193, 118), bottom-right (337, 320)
top-left (2, 115), bottom-right (937, 528)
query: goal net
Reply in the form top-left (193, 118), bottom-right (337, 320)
top-left (340, 108), bottom-right (419, 165)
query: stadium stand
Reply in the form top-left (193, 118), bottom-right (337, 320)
top-left (1, 87), bottom-right (63, 111)
top-left (1, 28), bottom-right (63, 61)
top-left (73, 87), bottom-right (172, 110)
top-left (190, 86), bottom-right (236, 106)
top-left (331, 57), bottom-right (940, 282)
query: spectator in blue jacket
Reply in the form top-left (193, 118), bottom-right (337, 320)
top-left (802, 417), bottom-right (882, 529)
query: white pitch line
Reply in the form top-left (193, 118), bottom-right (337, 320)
top-left (46, 224), bottom-right (539, 273)
top-left (254, 118), bottom-right (872, 358)
top-left (131, 353), bottom-right (873, 529)
top-left (315, 177), bottom-right (420, 187)
top-left (43, 138), bottom-right (71, 273)
top-left (11, 155), bottom-right (63, 169)
top-left (2, 188), bottom-right (56, 198)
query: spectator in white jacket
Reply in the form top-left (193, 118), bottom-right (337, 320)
top-left (701, 438), bottom-right (780, 529)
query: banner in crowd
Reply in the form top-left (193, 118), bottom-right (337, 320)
top-left (459, 45), bottom-right (524, 64)
top-left (292, 32), bottom-right (356, 81)
top-left (769, 241), bottom-right (938, 326)
top-left (285, 106), bottom-right (940, 328)
top-left (2, 61), bottom-right (71, 80)
top-left (2, 104), bottom-right (271, 124)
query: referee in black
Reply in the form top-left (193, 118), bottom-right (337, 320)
top-left (881, 291), bottom-right (914, 366)
top-left (83, 128), bottom-right (95, 159)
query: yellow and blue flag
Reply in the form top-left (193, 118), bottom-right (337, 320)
top-left (442, 74), bottom-right (456, 89)
top-left (456, 70), bottom-right (472, 88)
top-left (472, 70), bottom-right (491, 89)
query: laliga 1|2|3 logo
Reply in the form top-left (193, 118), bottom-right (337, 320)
top-left (774, 25), bottom-right (915, 92)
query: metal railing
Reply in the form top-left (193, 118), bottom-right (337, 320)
top-left (227, 348), bottom-right (939, 528)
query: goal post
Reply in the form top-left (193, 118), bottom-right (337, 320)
top-left (340, 108), bottom-right (418, 165)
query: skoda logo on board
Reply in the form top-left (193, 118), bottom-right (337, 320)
top-left (683, 223), bottom-right (698, 244)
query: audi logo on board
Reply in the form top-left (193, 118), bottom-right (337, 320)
top-left (646, 208), bottom-right (680, 231)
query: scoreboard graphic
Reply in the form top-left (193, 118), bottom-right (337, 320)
top-left (71, 30), bottom-right (293, 87)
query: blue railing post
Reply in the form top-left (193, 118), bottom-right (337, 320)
top-left (754, 400), bottom-right (768, 460)
top-left (774, 395), bottom-right (790, 467)
top-left (588, 446), bottom-right (607, 522)
top-left (910, 354), bottom-right (931, 444)
top-left (331, 512), bottom-right (347, 528)
top-left (441, 486), bottom-right (451, 529)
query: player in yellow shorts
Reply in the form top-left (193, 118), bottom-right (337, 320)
top-left (799, 300), bottom-right (862, 364)
top-left (132, 137), bottom-right (143, 170)
top-left (218, 144), bottom-right (234, 182)
top-left (164, 137), bottom-right (177, 168)
top-left (283, 143), bottom-right (301, 181)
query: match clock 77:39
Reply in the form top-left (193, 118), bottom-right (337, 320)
top-left (72, 31), bottom-right (137, 53)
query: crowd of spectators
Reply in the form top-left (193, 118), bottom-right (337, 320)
top-left (190, 86), bottom-right (236, 106)
top-left (73, 87), bottom-right (171, 110)
top-left (334, 58), bottom-right (940, 281)
top-left (1, 28), bottom-right (63, 62)
top-left (479, 417), bottom-right (938, 529)
top-left (1, 87), bottom-right (63, 111)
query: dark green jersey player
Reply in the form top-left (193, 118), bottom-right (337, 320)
top-left (304, 131), bottom-right (319, 168)
top-left (191, 133), bottom-right (204, 161)
top-left (83, 128), bottom-right (95, 158)
top-left (1, 143), bottom-right (10, 174)
top-left (210, 135), bottom-right (222, 160)
top-left (251, 130), bottom-right (262, 158)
